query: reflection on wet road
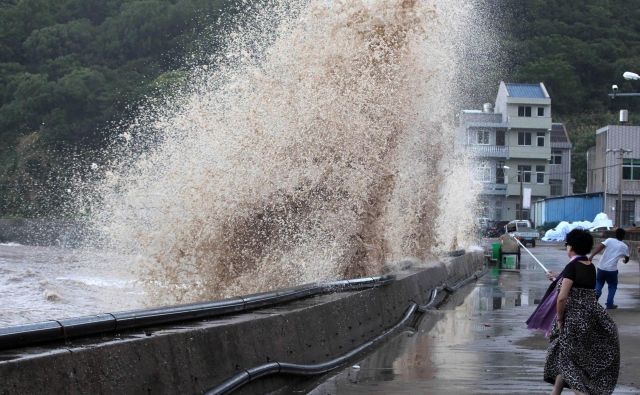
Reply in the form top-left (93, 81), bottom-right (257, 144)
top-left (304, 244), bottom-right (640, 394)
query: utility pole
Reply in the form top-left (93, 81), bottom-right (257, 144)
top-left (607, 148), bottom-right (632, 227)
top-left (603, 151), bottom-right (607, 218)
top-left (519, 172), bottom-right (524, 220)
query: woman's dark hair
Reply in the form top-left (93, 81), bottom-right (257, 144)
top-left (565, 229), bottom-right (593, 255)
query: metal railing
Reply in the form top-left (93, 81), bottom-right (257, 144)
top-left (466, 145), bottom-right (509, 158)
top-left (0, 275), bottom-right (396, 351)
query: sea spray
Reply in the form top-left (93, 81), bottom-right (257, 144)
top-left (84, 0), bottom-right (489, 305)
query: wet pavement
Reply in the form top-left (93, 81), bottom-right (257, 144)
top-left (302, 243), bottom-right (640, 394)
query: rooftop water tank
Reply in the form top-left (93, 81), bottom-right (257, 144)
top-left (620, 109), bottom-right (628, 123)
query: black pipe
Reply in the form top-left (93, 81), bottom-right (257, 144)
top-left (204, 267), bottom-right (488, 395)
top-left (446, 249), bottom-right (466, 257)
top-left (416, 268), bottom-right (488, 313)
top-left (205, 303), bottom-right (419, 395)
top-left (0, 274), bottom-right (396, 351)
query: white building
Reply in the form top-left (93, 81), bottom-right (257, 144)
top-left (461, 82), bottom-right (567, 222)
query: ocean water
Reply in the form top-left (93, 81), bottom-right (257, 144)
top-left (1, 0), bottom-right (497, 325)
top-left (0, 243), bottom-right (144, 326)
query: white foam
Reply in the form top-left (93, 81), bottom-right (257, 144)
top-left (77, 0), bottom-right (492, 305)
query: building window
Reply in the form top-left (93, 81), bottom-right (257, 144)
top-left (495, 200), bottom-right (503, 220)
top-left (616, 200), bottom-right (635, 227)
top-left (475, 162), bottom-right (492, 183)
top-left (496, 130), bottom-right (505, 146)
top-left (516, 204), bottom-right (530, 221)
top-left (517, 165), bottom-right (532, 183)
top-left (550, 179), bottom-right (562, 196)
top-left (518, 132), bottom-right (532, 146)
top-left (476, 129), bottom-right (490, 145)
top-left (518, 106), bottom-right (532, 117)
top-left (536, 165), bottom-right (545, 184)
top-left (622, 159), bottom-right (640, 180)
top-left (537, 107), bottom-right (544, 116)
top-left (537, 132), bottom-right (545, 147)
top-left (495, 161), bottom-right (505, 184)
top-left (550, 150), bottom-right (562, 165)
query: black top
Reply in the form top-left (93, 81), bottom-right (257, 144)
top-left (561, 259), bottom-right (596, 289)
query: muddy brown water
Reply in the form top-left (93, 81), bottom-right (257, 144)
top-left (0, 243), bottom-right (144, 326)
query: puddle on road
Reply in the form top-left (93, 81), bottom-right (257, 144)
top-left (300, 269), bottom-right (552, 394)
top-left (300, 255), bottom-right (640, 394)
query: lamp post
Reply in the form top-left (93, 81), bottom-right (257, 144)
top-left (504, 165), bottom-right (524, 220)
top-left (608, 71), bottom-right (640, 98)
top-left (606, 71), bottom-right (639, 226)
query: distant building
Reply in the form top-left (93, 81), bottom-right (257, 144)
top-left (586, 124), bottom-right (640, 226)
top-left (460, 82), bottom-right (568, 222)
top-left (549, 123), bottom-right (573, 196)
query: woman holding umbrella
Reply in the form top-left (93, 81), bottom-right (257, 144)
top-left (542, 229), bottom-right (620, 394)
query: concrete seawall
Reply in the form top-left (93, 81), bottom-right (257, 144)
top-left (0, 251), bottom-right (483, 395)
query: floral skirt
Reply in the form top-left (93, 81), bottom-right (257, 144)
top-left (544, 287), bottom-right (620, 394)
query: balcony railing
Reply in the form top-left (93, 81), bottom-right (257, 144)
top-left (466, 145), bottom-right (509, 158)
top-left (481, 183), bottom-right (507, 195)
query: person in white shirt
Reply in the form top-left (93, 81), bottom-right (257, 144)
top-left (588, 228), bottom-right (630, 309)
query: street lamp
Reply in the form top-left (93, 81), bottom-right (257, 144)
top-left (623, 71), bottom-right (640, 81)
top-left (609, 71), bottom-right (640, 98)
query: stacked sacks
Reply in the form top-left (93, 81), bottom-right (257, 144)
top-left (542, 213), bottom-right (613, 242)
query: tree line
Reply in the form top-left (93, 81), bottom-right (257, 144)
top-left (502, 0), bottom-right (640, 192)
top-left (0, 0), bottom-right (232, 216)
top-left (2, 0), bottom-right (640, 216)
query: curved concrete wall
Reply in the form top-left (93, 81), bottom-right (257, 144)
top-left (0, 252), bottom-right (482, 395)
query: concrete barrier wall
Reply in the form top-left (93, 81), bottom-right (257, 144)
top-left (0, 252), bottom-right (483, 395)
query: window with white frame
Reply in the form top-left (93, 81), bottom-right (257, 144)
top-left (537, 107), bottom-right (544, 116)
top-left (537, 132), bottom-right (545, 147)
top-left (494, 199), bottom-right (503, 220)
top-left (617, 200), bottom-right (635, 226)
top-left (623, 159), bottom-right (640, 180)
top-left (495, 161), bottom-right (505, 184)
top-left (536, 165), bottom-right (545, 184)
top-left (517, 165), bottom-right (532, 183)
top-left (475, 162), bottom-right (492, 182)
top-left (476, 129), bottom-right (490, 145)
top-left (518, 106), bottom-right (532, 117)
top-left (550, 150), bottom-right (562, 165)
top-left (518, 132), bottom-right (532, 146)
top-left (550, 179), bottom-right (562, 196)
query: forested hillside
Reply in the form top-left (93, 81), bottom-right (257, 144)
top-left (1, 0), bottom-right (640, 216)
top-left (0, 0), bottom-right (231, 216)
top-left (503, 0), bottom-right (640, 192)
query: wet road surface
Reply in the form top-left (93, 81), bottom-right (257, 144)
top-left (303, 243), bottom-right (640, 394)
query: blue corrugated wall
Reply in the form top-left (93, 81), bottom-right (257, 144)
top-left (543, 194), bottom-right (603, 223)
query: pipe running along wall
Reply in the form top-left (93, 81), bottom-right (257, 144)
top-left (205, 267), bottom-right (487, 395)
top-left (0, 252), bottom-right (484, 395)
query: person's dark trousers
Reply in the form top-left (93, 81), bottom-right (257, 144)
top-left (596, 268), bottom-right (619, 307)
